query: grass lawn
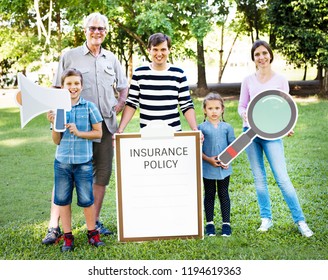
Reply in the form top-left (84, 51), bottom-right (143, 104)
top-left (0, 95), bottom-right (327, 261)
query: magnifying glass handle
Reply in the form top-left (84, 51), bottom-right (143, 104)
top-left (218, 128), bottom-right (257, 165)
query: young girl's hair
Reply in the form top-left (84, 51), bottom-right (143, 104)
top-left (61, 68), bottom-right (83, 86)
top-left (202, 92), bottom-right (225, 122)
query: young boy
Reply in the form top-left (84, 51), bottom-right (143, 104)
top-left (47, 68), bottom-right (104, 252)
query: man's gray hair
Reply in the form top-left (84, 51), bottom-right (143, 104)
top-left (83, 12), bottom-right (109, 31)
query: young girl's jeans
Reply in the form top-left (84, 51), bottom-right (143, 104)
top-left (244, 128), bottom-right (305, 223)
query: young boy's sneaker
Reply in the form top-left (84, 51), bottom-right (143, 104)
top-left (42, 227), bottom-right (62, 245)
top-left (88, 230), bottom-right (105, 247)
top-left (257, 218), bottom-right (273, 232)
top-left (205, 224), bottom-right (216, 236)
top-left (297, 221), bottom-right (314, 237)
top-left (221, 224), bottom-right (232, 237)
top-left (62, 233), bottom-right (74, 252)
top-left (96, 221), bottom-right (113, 236)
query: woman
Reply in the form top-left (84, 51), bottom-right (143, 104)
top-left (238, 40), bottom-right (313, 237)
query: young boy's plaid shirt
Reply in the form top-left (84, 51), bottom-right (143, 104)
top-left (55, 97), bottom-right (103, 164)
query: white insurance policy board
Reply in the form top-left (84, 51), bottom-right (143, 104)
top-left (115, 121), bottom-right (203, 242)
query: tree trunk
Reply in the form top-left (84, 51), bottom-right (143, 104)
top-left (218, 25), bottom-right (224, 83)
top-left (128, 42), bottom-right (133, 81)
top-left (322, 68), bottom-right (328, 97)
top-left (55, 9), bottom-right (61, 56)
top-left (220, 32), bottom-right (239, 83)
top-left (315, 65), bottom-right (323, 80)
top-left (254, 4), bottom-right (259, 40)
top-left (196, 40), bottom-right (208, 96)
top-left (302, 65), bottom-right (307, 81)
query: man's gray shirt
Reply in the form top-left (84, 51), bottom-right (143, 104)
top-left (53, 42), bottom-right (128, 134)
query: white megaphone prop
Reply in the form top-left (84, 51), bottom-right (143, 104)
top-left (16, 73), bottom-right (71, 132)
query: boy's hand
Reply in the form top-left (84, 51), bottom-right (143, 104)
top-left (47, 110), bottom-right (55, 124)
top-left (66, 123), bottom-right (79, 136)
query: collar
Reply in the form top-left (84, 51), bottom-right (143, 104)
top-left (82, 42), bottom-right (105, 57)
top-left (72, 97), bottom-right (87, 107)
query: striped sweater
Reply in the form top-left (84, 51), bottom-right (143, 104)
top-left (126, 64), bottom-right (195, 131)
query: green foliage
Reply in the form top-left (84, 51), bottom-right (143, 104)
top-left (134, 1), bottom-right (176, 37)
top-left (233, 0), bottom-right (269, 41)
top-left (0, 97), bottom-right (327, 260)
top-left (0, 0), bottom-right (327, 91)
top-left (267, 0), bottom-right (328, 69)
top-left (0, 0), bottom-right (231, 81)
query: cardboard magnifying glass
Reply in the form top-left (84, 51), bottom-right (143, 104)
top-left (218, 89), bottom-right (298, 166)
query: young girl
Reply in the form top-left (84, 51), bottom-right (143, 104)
top-left (198, 93), bottom-right (235, 236)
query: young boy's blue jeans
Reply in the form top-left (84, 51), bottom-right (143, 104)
top-left (54, 159), bottom-right (94, 207)
top-left (244, 129), bottom-right (305, 223)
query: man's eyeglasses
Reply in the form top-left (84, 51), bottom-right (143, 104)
top-left (88, 26), bottom-right (106, 33)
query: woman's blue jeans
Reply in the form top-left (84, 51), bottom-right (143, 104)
top-left (244, 129), bottom-right (305, 223)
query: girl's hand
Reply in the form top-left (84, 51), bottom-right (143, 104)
top-left (208, 156), bottom-right (221, 167)
top-left (220, 163), bottom-right (229, 170)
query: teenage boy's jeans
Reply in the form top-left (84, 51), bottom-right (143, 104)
top-left (244, 128), bottom-right (305, 223)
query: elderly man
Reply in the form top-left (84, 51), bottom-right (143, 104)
top-left (42, 12), bottom-right (128, 244)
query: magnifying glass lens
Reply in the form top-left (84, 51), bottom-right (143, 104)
top-left (252, 95), bottom-right (292, 134)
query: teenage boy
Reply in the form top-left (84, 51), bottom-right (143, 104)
top-left (117, 32), bottom-right (198, 133)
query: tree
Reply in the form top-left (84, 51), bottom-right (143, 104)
top-left (105, 0), bottom-right (228, 93)
top-left (0, 0), bottom-right (54, 85)
top-left (267, 0), bottom-right (328, 95)
top-left (105, 0), bottom-right (179, 77)
top-left (217, 1), bottom-right (239, 83)
top-left (0, 0), bottom-right (228, 91)
top-left (234, 0), bottom-right (268, 42)
top-left (185, 2), bottom-right (213, 93)
top-left (175, 0), bottom-right (228, 94)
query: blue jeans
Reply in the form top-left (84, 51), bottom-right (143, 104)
top-left (54, 159), bottom-right (94, 207)
top-left (244, 128), bottom-right (305, 223)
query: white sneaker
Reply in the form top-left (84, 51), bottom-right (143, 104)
top-left (297, 221), bottom-right (314, 237)
top-left (257, 218), bottom-right (273, 232)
